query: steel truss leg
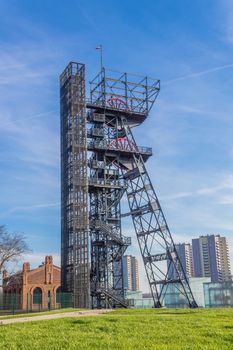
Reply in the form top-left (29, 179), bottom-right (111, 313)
top-left (121, 121), bottom-right (198, 308)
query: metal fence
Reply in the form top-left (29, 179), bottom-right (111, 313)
top-left (0, 293), bottom-right (74, 315)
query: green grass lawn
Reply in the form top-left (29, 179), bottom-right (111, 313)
top-left (0, 308), bottom-right (233, 350)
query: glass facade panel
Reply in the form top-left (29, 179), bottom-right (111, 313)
top-left (164, 277), bottom-right (211, 308)
top-left (204, 282), bottom-right (233, 307)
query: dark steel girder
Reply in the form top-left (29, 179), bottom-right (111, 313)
top-left (120, 120), bottom-right (198, 308)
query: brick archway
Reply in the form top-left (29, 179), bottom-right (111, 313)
top-left (32, 287), bottom-right (43, 305)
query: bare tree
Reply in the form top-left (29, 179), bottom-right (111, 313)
top-left (0, 226), bottom-right (30, 283)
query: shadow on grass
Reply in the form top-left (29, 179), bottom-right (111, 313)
top-left (71, 319), bottom-right (92, 325)
top-left (224, 325), bottom-right (233, 329)
top-left (155, 311), bottom-right (197, 315)
top-left (107, 318), bottom-right (118, 323)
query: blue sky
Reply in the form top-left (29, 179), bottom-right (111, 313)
top-left (0, 0), bottom-right (233, 290)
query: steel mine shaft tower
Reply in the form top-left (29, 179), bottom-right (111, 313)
top-left (60, 62), bottom-right (198, 309)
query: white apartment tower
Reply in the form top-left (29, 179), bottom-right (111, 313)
top-left (192, 235), bottom-right (231, 283)
top-left (122, 255), bottom-right (140, 291)
top-left (168, 243), bottom-right (194, 279)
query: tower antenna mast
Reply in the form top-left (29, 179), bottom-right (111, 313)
top-left (96, 45), bottom-right (103, 70)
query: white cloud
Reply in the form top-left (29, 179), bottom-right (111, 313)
top-left (0, 202), bottom-right (60, 219)
top-left (219, 195), bottom-right (233, 205)
top-left (220, 0), bottom-right (233, 43)
top-left (164, 63), bottom-right (233, 85)
top-left (159, 173), bottom-right (233, 203)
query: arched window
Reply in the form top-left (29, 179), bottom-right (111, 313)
top-left (56, 286), bottom-right (61, 303)
top-left (33, 287), bottom-right (42, 305)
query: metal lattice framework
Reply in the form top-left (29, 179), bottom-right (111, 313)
top-left (120, 122), bottom-right (197, 307)
top-left (60, 63), bottom-right (198, 308)
top-left (88, 69), bottom-right (160, 122)
top-left (87, 110), bottom-right (131, 308)
top-left (60, 62), bottom-right (90, 308)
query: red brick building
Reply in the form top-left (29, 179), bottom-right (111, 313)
top-left (3, 256), bottom-right (61, 311)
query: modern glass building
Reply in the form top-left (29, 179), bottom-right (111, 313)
top-left (204, 281), bottom-right (233, 307)
top-left (126, 279), bottom-right (233, 308)
top-left (163, 277), bottom-right (211, 308)
top-left (125, 291), bottom-right (154, 308)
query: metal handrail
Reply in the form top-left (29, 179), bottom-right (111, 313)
top-left (87, 140), bottom-right (152, 154)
